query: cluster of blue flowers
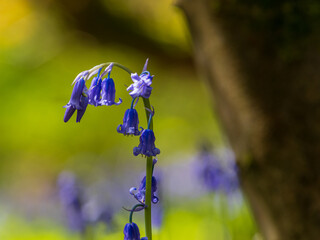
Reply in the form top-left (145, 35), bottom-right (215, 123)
top-left (63, 59), bottom-right (160, 240)
top-left (63, 60), bottom-right (160, 158)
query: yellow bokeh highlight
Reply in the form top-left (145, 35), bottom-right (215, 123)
top-left (0, 0), bottom-right (35, 47)
top-left (102, 0), bottom-right (189, 51)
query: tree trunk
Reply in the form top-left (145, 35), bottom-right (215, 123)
top-left (177, 0), bottom-right (320, 239)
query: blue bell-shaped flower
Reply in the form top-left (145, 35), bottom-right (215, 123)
top-left (130, 176), bottom-right (158, 204)
top-left (117, 109), bottom-right (143, 136)
top-left (88, 76), bottom-right (102, 106)
top-left (64, 79), bottom-right (87, 122)
top-left (123, 222), bottom-right (140, 240)
top-left (133, 129), bottom-right (160, 157)
top-left (100, 77), bottom-right (122, 106)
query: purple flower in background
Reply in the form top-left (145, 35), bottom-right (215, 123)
top-left (88, 76), bottom-right (102, 106)
top-left (100, 77), bottom-right (122, 106)
top-left (130, 175), bottom-right (158, 204)
top-left (117, 109), bottom-right (143, 136)
top-left (64, 78), bottom-right (88, 122)
top-left (151, 171), bottom-right (163, 229)
top-left (123, 222), bottom-right (140, 240)
top-left (198, 147), bottom-right (240, 195)
top-left (57, 172), bottom-right (86, 233)
top-left (133, 129), bottom-right (160, 157)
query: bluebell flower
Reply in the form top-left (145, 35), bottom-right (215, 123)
top-left (130, 175), bottom-right (158, 204)
top-left (88, 76), bottom-right (102, 106)
top-left (100, 77), bottom-right (122, 106)
top-left (76, 94), bottom-right (89, 123)
top-left (133, 129), bottom-right (160, 157)
top-left (127, 72), bottom-right (153, 99)
top-left (57, 172), bottom-right (86, 233)
top-left (123, 222), bottom-right (140, 240)
top-left (117, 109), bottom-right (143, 136)
top-left (198, 148), bottom-right (239, 195)
top-left (64, 78), bottom-right (88, 122)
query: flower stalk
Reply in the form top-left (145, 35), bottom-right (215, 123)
top-left (64, 60), bottom-right (158, 240)
top-left (143, 97), bottom-right (154, 240)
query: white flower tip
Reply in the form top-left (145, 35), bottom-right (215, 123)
top-left (72, 70), bottom-right (89, 85)
top-left (129, 187), bottom-right (137, 195)
top-left (105, 63), bottom-right (114, 73)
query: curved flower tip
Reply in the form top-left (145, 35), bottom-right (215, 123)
top-left (117, 109), bottom-right (143, 136)
top-left (123, 222), bottom-right (140, 240)
top-left (133, 129), bottom-right (160, 157)
top-left (129, 187), bottom-right (137, 195)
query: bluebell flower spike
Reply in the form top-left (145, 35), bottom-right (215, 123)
top-left (117, 109), bottom-right (143, 136)
top-left (133, 129), bottom-right (160, 157)
top-left (123, 222), bottom-right (140, 240)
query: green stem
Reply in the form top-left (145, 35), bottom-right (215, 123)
top-left (88, 62), bottom-right (133, 76)
top-left (129, 204), bottom-right (145, 223)
top-left (131, 97), bottom-right (137, 109)
top-left (143, 97), bottom-right (153, 240)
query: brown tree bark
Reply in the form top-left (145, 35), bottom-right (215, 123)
top-left (177, 0), bottom-right (320, 239)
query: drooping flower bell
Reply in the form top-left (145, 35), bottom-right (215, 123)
top-left (76, 94), bottom-right (89, 123)
top-left (127, 59), bottom-right (153, 99)
top-left (123, 222), bottom-right (140, 240)
top-left (64, 78), bottom-right (88, 122)
top-left (117, 108), bottom-right (143, 136)
top-left (130, 175), bottom-right (158, 204)
top-left (100, 77), bottom-right (122, 106)
top-left (133, 129), bottom-right (160, 157)
top-left (88, 75), bottom-right (102, 107)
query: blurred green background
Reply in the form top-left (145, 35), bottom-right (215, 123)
top-left (0, 0), bottom-right (257, 239)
